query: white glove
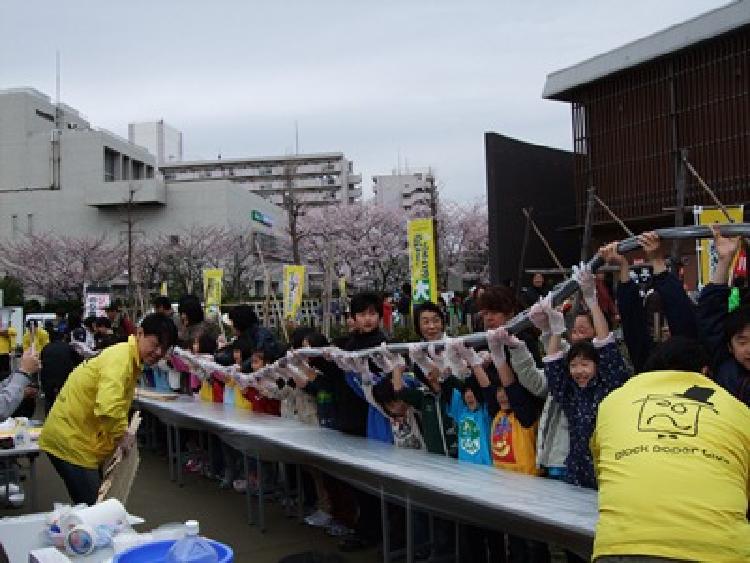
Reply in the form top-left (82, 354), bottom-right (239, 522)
top-left (443, 338), bottom-right (472, 377)
top-left (370, 343), bottom-right (406, 374)
top-left (573, 261), bottom-right (597, 308)
top-left (528, 299), bottom-right (551, 334)
top-left (455, 340), bottom-right (484, 367)
top-left (540, 294), bottom-right (566, 336)
top-left (409, 343), bottom-right (437, 375)
top-left (330, 349), bottom-right (356, 372)
top-left (287, 350), bottom-right (312, 374)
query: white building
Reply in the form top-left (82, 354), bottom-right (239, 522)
top-left (0, 87), bottom-right (285, 262)
top-left (372, 169), bottom-right (437, 212)
top-left (128, 120), bottom-right (183, 165)
top-left (161, 153), bottom-right (363, 209)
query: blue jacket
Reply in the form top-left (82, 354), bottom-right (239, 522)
top-left (346, 372), bottom-right (393, 444)
top-left (617, 271), bottom-right (698, 374)
top-left (544, 338), bottom-right (630, 489)
top-left (697, 283), bottom-right (750, 407)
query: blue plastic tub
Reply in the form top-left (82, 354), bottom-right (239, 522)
top-left (112, 539), bottom-right (233, 563)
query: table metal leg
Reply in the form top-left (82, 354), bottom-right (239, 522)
top-left (207, 432), bottom-right (213, 478)
top-left (282, 463), bottom-right (291, 518)
top-left (406, 495), bottom-right (414, 563)
top-left (381, 486), bottom-right (390, 563)
top-left (454, 521), bottom-right (460, 563)
top-left (243, 452), bottom-right (254, 525)
top-left (428, 513), bottom-right (436, 559)
top-left (29, 454), bottom-right (37, 512)
top-left (151, 414), bottom-right (158, 451)
top-left (166, 424), bottom-right (175, 481)
top-left (256, 452), bottom-right (265, 532)
top-left (296, 464), bottom-right (304, 523)
top-left (175, 426), bottom-right (183, 487)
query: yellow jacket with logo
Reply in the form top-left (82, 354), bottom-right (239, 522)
top-left (22, 327), bottom-right (49, 352)
top-left (39, 336), bottom-right (142, 469)
top-left (0, 327), bottom-right (17, 354)
top-left (592, 370), bottom-right (750, 562)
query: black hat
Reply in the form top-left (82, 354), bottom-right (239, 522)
top-left (675, 386), bottom-right (715, 406)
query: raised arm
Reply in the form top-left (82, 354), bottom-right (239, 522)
top-left (574, 262), bottom-right (609, 340)
top-left (697, 225), bottom-right (740, 361)
top-left (640, 231), bottom-right (699, 339)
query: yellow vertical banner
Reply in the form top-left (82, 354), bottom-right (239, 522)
top-left (159, 281), bottom-right (168, 297)
top-left (695, 206), bottom-right (743, 288)
top-left (407, 218), bottom-right (438, 306)
top-left (202, 268), bottom-right (223, 316)
top-left (283, 265), bottom-right (305, 319)
top-left (338, 276), bottom-right (347, 300)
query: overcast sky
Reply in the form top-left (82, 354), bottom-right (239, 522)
top-left (0, 0), bottom-right (728, 201)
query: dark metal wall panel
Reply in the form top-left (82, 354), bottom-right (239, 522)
top-left (571, 26), bottom-right (750, 223)
top-left (485, 133), bottom-right (577, 285)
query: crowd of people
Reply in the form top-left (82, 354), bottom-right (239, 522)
top-left (0, 228), bottom-right (748, 562)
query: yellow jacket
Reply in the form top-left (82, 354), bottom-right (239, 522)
top-left (0, 327), bottom-right (17, 354)
top-left (22, 327), bottom-right (49, 352)
top-left (39, 336), bottom-right (142, 469)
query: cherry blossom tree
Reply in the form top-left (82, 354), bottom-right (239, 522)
top-left (437, 199), bottom-right (489, 287)
top-left (298, 202), bottom-right (409, 292)
top-left (0, 233), bottom-right (126, 300)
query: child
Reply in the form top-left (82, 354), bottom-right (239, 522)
top-left (484, 328), bottom-right (540, 476)
top-left (542, 266), bottom-right (630, 489)
top-left (369, 347), bottom-right (425, 451)
top-left (442, 339), bottom-right (492, 466)
top-left (328, 291), bottom-right (388, 551)
top-left (696, 225), bottom-right (750, 406)
top-left (599, 232), bottom-right (699, 374)
top-left (290, 329), bottom-right (338, 429)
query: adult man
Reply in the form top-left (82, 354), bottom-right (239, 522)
top-left (0, 350), bottom-right (40, 421)
top-left (152, 296), bottom-right (181, 330)
top-left (591, 337), bottom-right (750, 562)
top-left (104, 304), bottom-right (136, 342)
top-left (39, 314), bottom-right (177, 505)
top-left (40, 330), bottom-right (81, 414)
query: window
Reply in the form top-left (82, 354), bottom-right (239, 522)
top-left (104, 147), bottom-right (117, 182)
top-left (26, 213), bottom-right (33, 235)
top-left (254, 279), bottom-right (264, 297)
top-left (35, 109), bottom-right (54, 122)
top-left (145, 165), bottom-right (154, 179)
top-left (169, 235), bottom-right (179, 245)
top-left (11, 215), bottom-right (18, 237)
top-left (122, 156), bottom-right (131, 180)
top-left (132, 160), bottom-right (144, 180)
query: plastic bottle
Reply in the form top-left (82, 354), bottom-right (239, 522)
top-left (165, 520), bottom-right (218, 563)
top-left (14, 419), bottom-right (29, 447)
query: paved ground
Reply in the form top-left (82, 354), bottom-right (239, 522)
top-left (1, 444), bottom-right (380, 562)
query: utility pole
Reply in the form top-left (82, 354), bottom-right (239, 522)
top-left (428, 170), bottom-right (440, 289)
top-left (51, 51), bottom-right (62, 190)
top-left (126, 185), bottom-right (135, 308)
top-left (283, 162), bottom-right (302, 264)
top-left (323, 237), bottom-right (334, 338)
top-left (119, 183), bottom-right (139, 311)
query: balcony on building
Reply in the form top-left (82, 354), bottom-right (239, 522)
top-left (87, 178), bottom-right (166, 207)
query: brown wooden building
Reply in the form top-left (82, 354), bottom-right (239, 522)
top-left (543, 0), bottom-right (750, 241)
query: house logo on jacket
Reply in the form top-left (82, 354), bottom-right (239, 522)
top-left (634, 386), bottom-right (718, 439)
